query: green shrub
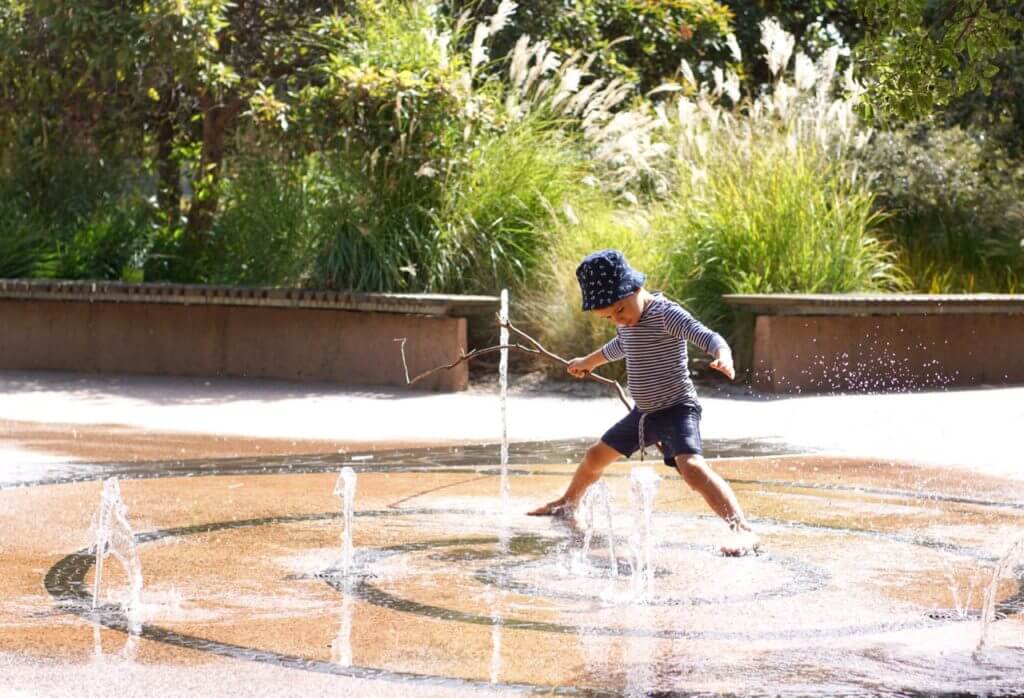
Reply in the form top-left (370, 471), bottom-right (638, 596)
top-left (310, 117), bottom-right (589, 295)
top-left (0, 156), bottom-right (156, 281)
top-left (432, 116), bottom-right (588, 294)
top-left (205, 158), bottom-right (331, 286)
top-left (197, 113), bottom-right (589, 295)
top-left (662, 140), bottom-right (906, 363)
top-left (31, 204), bottom-right (153, 281)
top-left (0, 178), bottom-right (42, 277)
top-left (856, 127), bottom-right (1024, 292)
top-left (0, 209), bottom-right (40, 278)
top-left (310, 152), bottom-right (443, 292)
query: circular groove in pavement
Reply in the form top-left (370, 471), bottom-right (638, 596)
top-left (44, 499), bottom-right (1024, 688)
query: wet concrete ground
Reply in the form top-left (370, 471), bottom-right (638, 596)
top-left (1, 439), bottom-right (1023, 695)
top-left (3, 369), bottom-right (1024, 476)
top-left (1, 371), bottom-right (1022, 695)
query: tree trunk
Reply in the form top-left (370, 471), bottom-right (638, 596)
top-left (155, 93), bottom-right (180, 222)
top-left (184, 91), bottom-right (241, 250)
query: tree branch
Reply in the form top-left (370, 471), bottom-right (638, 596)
top-left (396, 339), bottom-right (541, 386)
top-left (396, 319), bottom-right (633, 412)
top-left (928, 0), bottom-right (966, 39)
top-left (951, 2), bottom-right (983, 50)
top-left (497, 316), bottom-right (632, 411)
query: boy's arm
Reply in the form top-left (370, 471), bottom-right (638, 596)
top-left (708, 346), bottom-right (735, 380)
top-left (663, 304), bottom-right (735, 380)
top-left (567, 337), bottom-right (623, 377)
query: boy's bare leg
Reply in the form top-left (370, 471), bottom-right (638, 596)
top-left (674, 454), bottom-right (760, 556)
top-left (528, 441), bottom-right (621, 517)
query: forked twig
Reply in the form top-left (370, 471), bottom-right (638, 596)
top-left (395, 339), bottom-right (541, 386)
top-left (498, 316), bottom-right (631, 411)
top-left (395, 317), bottom-right (633, 412)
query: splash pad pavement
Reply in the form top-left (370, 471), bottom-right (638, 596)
top-left (0, 374), bottom-right (1023, 695)
top-left (0, 442), bottom-right (1022, 695)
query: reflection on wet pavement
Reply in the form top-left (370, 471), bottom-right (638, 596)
top-left (0, 437), bottom-right (801, 490)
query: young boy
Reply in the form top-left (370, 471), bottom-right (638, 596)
top-left (528, 249), bottom-right (759, 556)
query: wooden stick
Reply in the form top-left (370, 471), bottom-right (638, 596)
top-left (396, 339), bottom-right (541, 386)
top-left (395, 319), bottom-right (633, 412)
top-left (498, 317), bottom-right (632, 411)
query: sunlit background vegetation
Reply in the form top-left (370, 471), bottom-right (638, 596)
top-left (1, 0), bottom-right (1022, 360)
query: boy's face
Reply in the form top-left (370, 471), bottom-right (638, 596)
top-left (592, 289), bottom-right (644, 327)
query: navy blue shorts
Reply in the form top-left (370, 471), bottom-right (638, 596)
top-left (601, 402), bottom-right (702, 467)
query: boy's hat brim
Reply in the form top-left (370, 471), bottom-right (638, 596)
top-left (576, 249), bottom-right (646, 311)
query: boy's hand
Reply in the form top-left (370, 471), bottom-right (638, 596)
top-left (710, 349), bottom-right (735, 380)
top-left (567, 357), bottom-right (590, 378)
top-left (528, 497), bottom-right (575, 518)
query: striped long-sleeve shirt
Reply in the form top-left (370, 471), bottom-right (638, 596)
top-left (601, 293), bottom-right (727, 412)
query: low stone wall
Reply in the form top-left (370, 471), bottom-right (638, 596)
top-left (723, 294), bottom-right (1024, 393)
top-left (0, 280), bottom-right (499, 391)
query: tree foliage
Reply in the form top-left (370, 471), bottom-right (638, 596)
top-left (0, 0), bottom-right (1021, 298)
top-left (0, 1), bottom-right (341, 255)
top-left (457, 0), bottom-right (735, 92)
top-left (943, 38), bottom-right (1024, 156)
top-left (855, 0), bottom-right (1024, 120)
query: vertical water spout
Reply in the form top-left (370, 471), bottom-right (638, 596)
top-left (629, 467), bottom-right (661, 601)
top-left (578, 481), bottom-right (618, 578)
top-left (578, 487), bottom-right (597, 564)
top-left (499, 289), bottom-right (510, 516)
top-left (976, 536), bottom-right (1024, 657)
top-left (943, 562), bottom-right (980, 620)
top-left (333, 578), bottom-right (354, 667)
top-left (494, 285), bottom-right (511, 684)
top-left (90, 477), bottom-right (143, 627)
top-left (334, 467), bottom-right (358, 576)
top-left (92, 483), bottom-right (115, 610)
top-left (489, 612), bottom-right (503, 683)
top-left (600, 483), bottom-right (618, 577)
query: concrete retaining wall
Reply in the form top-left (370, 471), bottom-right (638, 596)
top-left (724, 294), bottom-right (1024, 393)
top-left (0, 281), bottom-right (500, 391)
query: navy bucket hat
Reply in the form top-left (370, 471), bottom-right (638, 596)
top-left (575, 249), bottom-right (647, 311)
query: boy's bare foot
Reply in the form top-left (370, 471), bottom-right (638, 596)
top-left (720, 530), bottom-right (761, 557)
top-left (527, 498), bottom-right (576, 518)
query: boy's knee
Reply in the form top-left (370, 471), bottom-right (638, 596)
top-left (585, 441), bottom-right (619, 466)
top-left (674, 454), bottom-right (707, 485)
